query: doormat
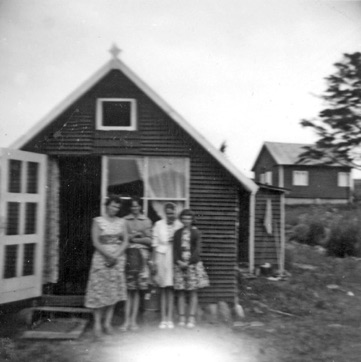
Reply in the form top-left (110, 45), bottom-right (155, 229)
top-left (21, 318), bottom-right (88, 339)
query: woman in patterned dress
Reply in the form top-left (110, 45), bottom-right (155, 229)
top-left (152, 202), bottom-right (183, 329)
top-left (85, 196), bottom-right (128, 338)
top-left (121, 197), bottom-right (152, 331)
top-left (173, 209), bottom-right (209, 328)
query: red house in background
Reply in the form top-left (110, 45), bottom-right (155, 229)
top-left (252, 142), bottom-right (352, 205)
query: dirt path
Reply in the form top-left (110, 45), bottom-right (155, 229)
top-left (78, 323), bottom-right (275, 362)
top-left (6, 319), bottom-right (279, 362)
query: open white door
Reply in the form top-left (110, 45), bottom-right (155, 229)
top-left (0, 148), bottom-right (47, 304)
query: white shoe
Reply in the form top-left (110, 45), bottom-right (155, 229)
top-left (187, 317), bottom-right (196, 329)
top-left (159, 321), bottom-right (167, 329)
top-left (167, 321), bottom-right (174, 329)
top-left (178, 316), bottom-right (186, 327)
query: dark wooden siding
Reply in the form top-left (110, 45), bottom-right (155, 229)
top-left (23, 109), bottom-right (94, 155)
top-left (284, 166), bottom-right (351, 200)
top-left (22, 68), bottom-right (243, 303)
top-left (238, 188), bottom-right (250, 263)
top-left (190, 150), bottom-right (238, 303)
top-left (254, 187), bottom-right (281, 267)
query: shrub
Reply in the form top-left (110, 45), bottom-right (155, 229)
top-left (307, 221), bottom-right (326, 246)
top-left (326, 217), bottom-right (361, 257)
top-left (289, 223), bottom-right (309, 244)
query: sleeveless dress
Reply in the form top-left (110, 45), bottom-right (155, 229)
top-left (85, 216), bottom-right (127, 308)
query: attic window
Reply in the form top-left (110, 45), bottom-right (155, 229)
top-left (96, 98), bottom-right (137, 130)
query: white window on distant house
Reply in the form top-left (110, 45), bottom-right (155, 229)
top-left (265, 171), bottom-right (272, 185)
top-left (96, 98), bottom-right (137, 130)
top-left (293, 171), bottom-right (309, 186)
top-left (260, 173), bottom-right (265, 183)
top-left (338, 172), bottom-right (350, 187)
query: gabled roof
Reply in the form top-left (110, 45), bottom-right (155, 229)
top-left (11, 47), bottom-right (258, 193)
top-left (264, 142), bottom-right (311, 165)
top-left (252, 141), bottom-right (348, 170)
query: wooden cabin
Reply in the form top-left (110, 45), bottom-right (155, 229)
top-left (0, 47), bottom-right (285, 305)
top-left (252, 142), bottom-right (352, 204)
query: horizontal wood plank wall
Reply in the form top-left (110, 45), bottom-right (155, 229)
top-left (190, 150), bottom-right (238, 303)
top-left (22, 68), bottom-right (242, 304)
top-left (23, 109), bottom-right (93, 155)
top-left (238, 188), bottom-right (250, 263)
top-left (141, 109), bottom-right (239, 303)
top-left (254, 188), bottom-right (281, 267)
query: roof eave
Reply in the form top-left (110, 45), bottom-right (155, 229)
top-left (11, 57), bottom-right (258, 193)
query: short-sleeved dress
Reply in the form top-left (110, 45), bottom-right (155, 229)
top-left (124, 213), bottom-right (152, 290)
top-left (85, 216), bottom-right (127, 308)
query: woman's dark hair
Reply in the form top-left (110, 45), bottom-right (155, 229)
top-left (179, 208), bottom-right (195, 220)
top-left (105, 195), bottom-right (122, 207)
top-left (163, 202), bottom-right (176, 212)
top-left (130, 196), bottom-right (143, 207)
top-left (130, 196), bottom-right (143, 213)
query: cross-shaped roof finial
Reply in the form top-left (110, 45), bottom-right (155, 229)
top-left (109, 44), bottom-right (121, 59)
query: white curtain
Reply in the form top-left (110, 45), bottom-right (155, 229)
top-left (147, 157), bottom-right (186, 199)
top-left (147, 158), bottom-right (187, 219)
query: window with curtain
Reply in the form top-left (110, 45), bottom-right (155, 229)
top-left (105, 157), bottom-right (189, 222)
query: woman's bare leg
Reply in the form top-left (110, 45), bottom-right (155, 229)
top-left (104, 304), bottom-right (115, 333)
top-left (121, 294), bottom-right (132, 330)
top-left (177, 290), bottom-right (186, 325)
top-left (160, 288), bottom-right (167, 323)
top-left (187, 291), bottom-right (198, 327)
top-left (167, 288), bottom-right (174, 323)
top-left (93, 308), bottom-right (103, 337)
top-left (130, 291), bottom-right (140, 329)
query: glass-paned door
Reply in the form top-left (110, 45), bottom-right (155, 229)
top-left (0, 148), bottom-right (47, 304)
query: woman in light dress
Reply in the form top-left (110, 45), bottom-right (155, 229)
top-left (85, 196), bottom-right (128, 338)
top-left (152, 202), bottom-right (182, 329)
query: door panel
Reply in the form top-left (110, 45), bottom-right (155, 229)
top-left (0, 148), bottom-right (47, 304)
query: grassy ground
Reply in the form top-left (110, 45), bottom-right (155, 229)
top-left (236, 241), bottom-right (361, 362)
top-left (1, 240), bottom-right (361, 361)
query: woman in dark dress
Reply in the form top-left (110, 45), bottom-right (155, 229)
top-left (173, 209), bottom-right (209, 328)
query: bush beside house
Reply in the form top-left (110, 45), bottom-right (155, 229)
top-left (286, 205), bottom-right (361, 258)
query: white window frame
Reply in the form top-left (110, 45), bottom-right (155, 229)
top-left (338, 172), bottom-right (350, 187)
top-left (293, 170), bottom-right (309, 186)
top-left (101, 156), bottom-right (190, 216)
top-left (0, 148), bottom-right (47, 304)
top-left (265, 171), bottom-right (272, 185)
top-left (96, 98), bottom-right (137, 131)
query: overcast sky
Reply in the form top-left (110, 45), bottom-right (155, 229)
top-left (1, 0), bottom-right (360, 177)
